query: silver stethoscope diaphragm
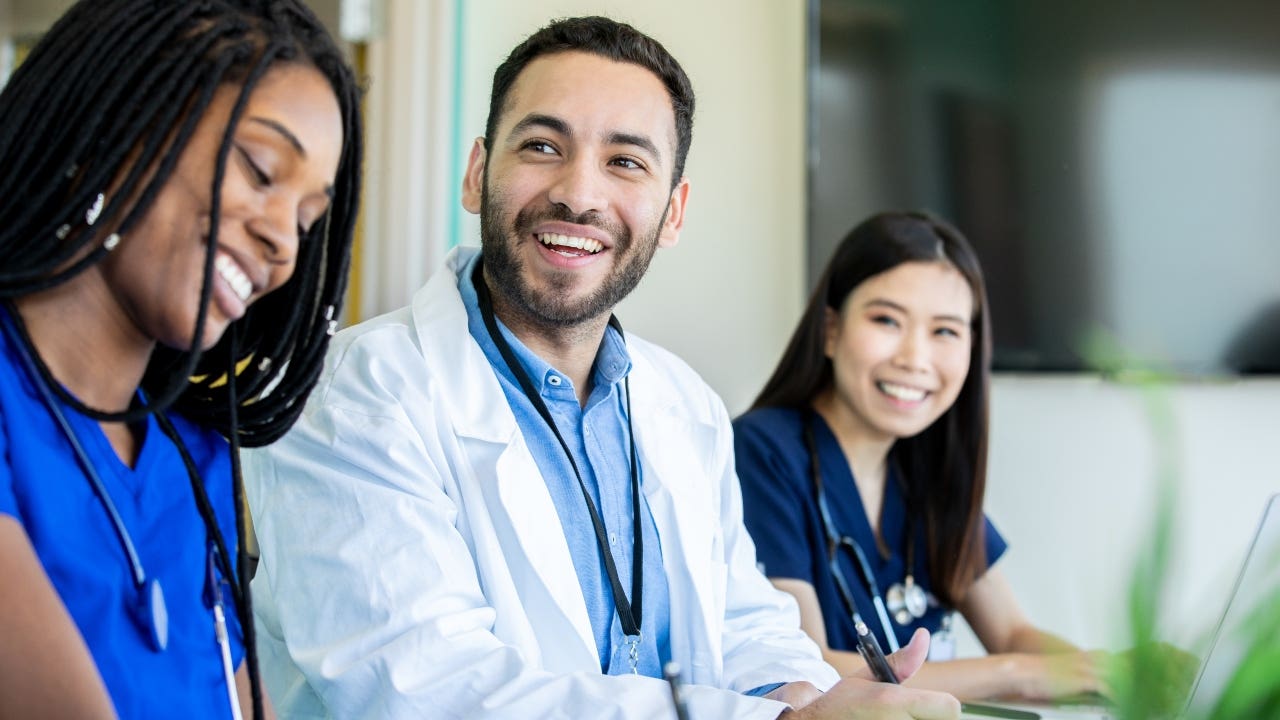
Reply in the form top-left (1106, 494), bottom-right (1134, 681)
top-left (885, 575), bottom-right (929, 625)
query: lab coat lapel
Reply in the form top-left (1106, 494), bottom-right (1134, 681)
top-left (628, 355), bottom-right (721, 675)
top-left (410, 249), bottom-right (598, 669)
top-left (480, 435), bottom-right (600, 671)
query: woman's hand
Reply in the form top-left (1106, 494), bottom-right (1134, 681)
top-left (1007, 649), bottom-right (1110, 700)
top-left (1106, 642), bottom-right (1200, 714)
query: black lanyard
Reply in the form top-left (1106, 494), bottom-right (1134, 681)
top-left (472, 260), bottom-right (644, 642)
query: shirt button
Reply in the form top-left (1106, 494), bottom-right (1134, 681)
top-left (547, 375), bottom-right (562, 386)
top-left (609, 532), bottom-right (617, 545)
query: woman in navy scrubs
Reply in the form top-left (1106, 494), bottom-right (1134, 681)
top-left (735, 212), bottom-right (1106, 700)
top-left (0, 2), bottom-right (361, 717)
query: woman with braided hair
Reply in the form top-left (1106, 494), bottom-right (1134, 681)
top-left (0, 1), bottom-right (362, 717)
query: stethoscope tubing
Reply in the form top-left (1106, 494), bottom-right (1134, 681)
top-left (814, 476), bottom-right (902, 652)
top-left (2, 308), bottom-right (242, 715)
top-left (805, 411), bottom-right (904, 652)
top-left (2, 315), bottom-right (151, 588)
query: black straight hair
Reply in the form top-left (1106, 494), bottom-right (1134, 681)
top-left (484, 15), bottom-right (695, 187)
top-left (0, 1), bottom-right (363, 715)
top-left (751, 211), bottom-right (993, 606)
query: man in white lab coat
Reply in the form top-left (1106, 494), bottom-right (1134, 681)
top-left (245, 16), bottom-right (960, 720)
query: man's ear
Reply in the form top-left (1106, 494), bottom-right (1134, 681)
top-left (657, 177), bottom-right (690, 249)
top-left (461, 137), bottom-right (487, 215)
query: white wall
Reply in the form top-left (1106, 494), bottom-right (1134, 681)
top-left (970, 376), bottom-right (1280, 656)
top-left (358, 0), bottom-right (457, 318)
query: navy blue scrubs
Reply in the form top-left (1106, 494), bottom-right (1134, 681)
top-left (733, 406), bottom-right (1007, 653)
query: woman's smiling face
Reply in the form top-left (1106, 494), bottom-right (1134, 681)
top-left (96, 61), bottom-right (343, 351)
top-left (823, 260), bottom-right (975, 444)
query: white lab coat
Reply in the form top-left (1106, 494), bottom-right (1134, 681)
top-left (245, 247), bottom-right (839, 719)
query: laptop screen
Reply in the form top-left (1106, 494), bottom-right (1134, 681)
top-left (1184, 494), bottom-right (1280, 715)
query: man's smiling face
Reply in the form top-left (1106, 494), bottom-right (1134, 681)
top-left (463, 50), bottom-right (689, 328)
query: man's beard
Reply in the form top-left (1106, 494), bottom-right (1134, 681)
top-left (479, 182), bottom-right (664, 328)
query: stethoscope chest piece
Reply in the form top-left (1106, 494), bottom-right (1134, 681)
top-left (885, 575), bottom-right (928, 626)
top-left (137, 577), bottom-right (169, 652)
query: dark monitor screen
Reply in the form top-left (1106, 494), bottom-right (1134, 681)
top-left (810, 1), bottom-right (1280, 374)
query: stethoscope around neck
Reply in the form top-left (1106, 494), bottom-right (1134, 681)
top-left (802, 411), bottom-right (929, 653)
top-left (0, 309), bottom-right (246, 720)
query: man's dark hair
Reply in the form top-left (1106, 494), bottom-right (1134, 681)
top-left (484, 16), bottom-right (695, 186)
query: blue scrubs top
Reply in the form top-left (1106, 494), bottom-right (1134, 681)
top-left (0, 313), bottom-right (244, 718)
top-left (733, 406), bottom-right (1006, 653)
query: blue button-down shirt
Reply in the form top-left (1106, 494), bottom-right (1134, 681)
top-left (460, 253), bottom-right (672, 677)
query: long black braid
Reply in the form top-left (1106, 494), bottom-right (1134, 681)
top-left (0, 1), bottom-right (363, 716)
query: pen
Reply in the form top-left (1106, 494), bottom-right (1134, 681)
top-left (663, 661), bottom-right (692, 720)
top-left (854, 619), bottom-right (899, 684)
top-left (852, 623), bottom-right (1041, 720)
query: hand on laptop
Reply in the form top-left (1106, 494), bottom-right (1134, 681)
top-left (1016, 641), bottom-right (1197, 704)
top-left (1006, 649), bottom-right (1111, 700)
top-left (1107, 642), bottom-right (1199, 713)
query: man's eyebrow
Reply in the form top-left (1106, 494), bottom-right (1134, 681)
top-left (606, 131), bottom-right (662, 163)
top-left (507, 114), bottom-right (664, 163)
top-left (249, 116), bottom-right (306, 158)
top-left (509, 113), bottom-right (571, 139)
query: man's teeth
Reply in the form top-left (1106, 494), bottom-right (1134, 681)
top-left (538, 233), bottom-right (603, 254)
top-left (877, 381), bottom-right (926, 402)
top-left (215, 253), bottom-right (253, 302)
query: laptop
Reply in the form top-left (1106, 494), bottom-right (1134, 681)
top-left (962, 493), bottom-right (1280, 720)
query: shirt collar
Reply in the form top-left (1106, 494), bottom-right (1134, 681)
top-left (459, 249), bottom-right (633, 399)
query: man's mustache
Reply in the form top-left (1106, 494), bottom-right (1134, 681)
top-left (513, 203), bottom-right (624, 243)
